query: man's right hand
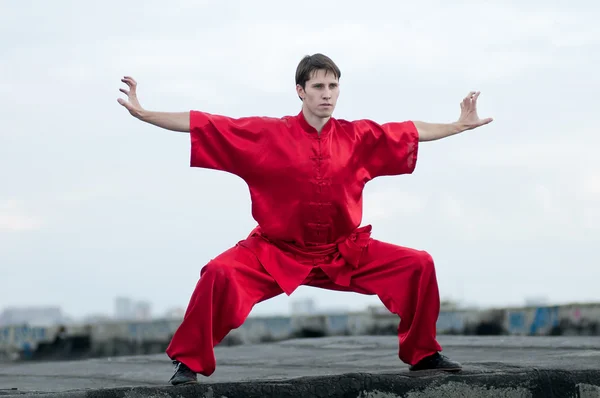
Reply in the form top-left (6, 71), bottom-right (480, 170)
top-left (118, 76), bottom-right (144, 118)
top-left (117, 76), bottom-right (190, 132)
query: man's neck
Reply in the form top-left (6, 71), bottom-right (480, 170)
top-left (302, 107), bottom-right (330, 134)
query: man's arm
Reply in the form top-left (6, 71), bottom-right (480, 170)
top-left (413, 121), bottom-right (464, 142)
top-left (414, 91), bottom-right (493, 142)
top-left (117, 76), bottom-right (277, 178)
top-left (136, 110), bottom-right (189, 132)
top-left (117, 76), bottom-right (189, 132)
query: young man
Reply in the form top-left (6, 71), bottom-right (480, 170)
top-left (117, 53), bottom-right (493, 385)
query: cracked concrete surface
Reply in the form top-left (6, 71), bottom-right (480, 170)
top-left (2, 335), bottom-right (600, 397)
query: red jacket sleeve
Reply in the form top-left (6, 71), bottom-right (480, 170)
top-left (355, 119), bottom-right (419, 180)
top-left (189, 111), bottom-right (276, 178)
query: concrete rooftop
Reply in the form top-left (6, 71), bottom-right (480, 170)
top-left (2, 335), bottom-right (600, 397)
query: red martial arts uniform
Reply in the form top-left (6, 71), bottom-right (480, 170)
top-left (165, 110), bottom-right (443, 376)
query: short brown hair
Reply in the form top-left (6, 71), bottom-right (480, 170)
top-left (295, 53), bottom-right (341, 88)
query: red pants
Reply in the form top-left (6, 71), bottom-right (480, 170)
top-left (165, 238), bottom-right (442, 376)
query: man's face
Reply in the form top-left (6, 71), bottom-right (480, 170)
top-left (297, 69), bottom-right (339, 118)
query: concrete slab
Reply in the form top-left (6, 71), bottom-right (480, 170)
top-left (1, 335), bottom-right (600, 397)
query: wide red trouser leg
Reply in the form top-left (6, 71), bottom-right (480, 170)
top-left (165, 244), bottom-right (283, 376)
top-left (353, 239), bottom-right (442, 364)
top-left (310, 239), bottom-right (442, 365)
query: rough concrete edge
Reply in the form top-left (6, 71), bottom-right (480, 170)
top-left (6, 369), bottom-right (600, 398)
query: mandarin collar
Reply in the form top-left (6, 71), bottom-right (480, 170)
top-left (296, 111), bottom-right (333, 136)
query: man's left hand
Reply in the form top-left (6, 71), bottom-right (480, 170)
top-left (457, 91), bottom-right (493, 130)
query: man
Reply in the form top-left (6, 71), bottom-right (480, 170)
top-left (117, 53), bottom-right (493, 385)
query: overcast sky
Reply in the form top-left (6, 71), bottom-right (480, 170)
top-left (1, 0), bottom-right (598, 320)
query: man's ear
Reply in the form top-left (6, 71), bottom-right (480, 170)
top-left (296, 84), bottom-right (304, 101)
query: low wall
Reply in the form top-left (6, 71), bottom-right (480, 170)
top-left (2, 302), bottom-right (599, 361)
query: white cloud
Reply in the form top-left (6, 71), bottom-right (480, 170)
top-left (0, 200), bottom-right (43, 232)
top-left (436, 194), bottom-right (481, 241)
top-left (533, 184), bottom-right (559, 215)
top-left (583, 207), bottom-right (600, 230)
top-left (363, 189), bottom-right (425, 221)
top-left (54, 183), bottom-right (116, 203)
top-left (451, 130), bottom-right (599, 171)
top-left (580, 174), bottom-right (600, 199)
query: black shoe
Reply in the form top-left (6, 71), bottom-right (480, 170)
top-left (169, 360), bottom-right (198, 385)
top-left (409, 352), bottom-right (462, 372)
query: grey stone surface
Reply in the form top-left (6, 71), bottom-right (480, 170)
top-left (2, 335), bottom-right (600, 397)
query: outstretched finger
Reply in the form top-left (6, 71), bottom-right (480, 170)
top-left (122, 76), bottom-right (137, 86)
top-left (121, 78), bottom-right (133, 88)
top-left (119, 88), bottom-right (130, 96)
top-left (474, 117), bottom-right (494, 127)
top-left (117, 98), bottom-right (134, 111)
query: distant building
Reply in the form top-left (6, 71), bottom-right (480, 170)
top-left (114, 297), bottom-right (134, 320)
top-left (133, 300), bottom-right (152, 320)
top-left (114, 297), bottom-right (153, 321)
top-left (82, 314), bottom-right (113, 324)
top-left (164, 307), bottom-right (186, 319)
top-left (440, 299), bottom-right (460, 311)
top-left (0, 306), bottom-right (66, 326)
top-left (524, 296), bottom-right (550, 307)
top-left (290, 298), bottom-right (317, 315)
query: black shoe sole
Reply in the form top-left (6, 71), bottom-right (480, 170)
top-left (171, 380), bottom-right (199, 386)
top-left (410, 367), bottom-right (463, 372)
